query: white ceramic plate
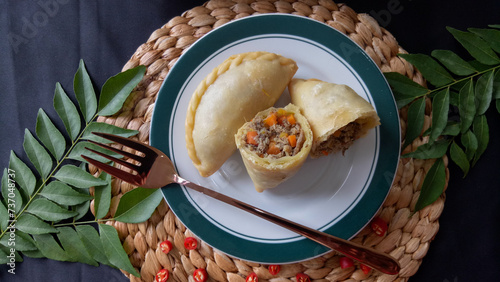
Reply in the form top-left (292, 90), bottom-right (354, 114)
top-left (150, 14), bottom-right (400, 264)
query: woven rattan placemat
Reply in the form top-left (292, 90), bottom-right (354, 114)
top-left (91, 1), bottom-right (449, 281)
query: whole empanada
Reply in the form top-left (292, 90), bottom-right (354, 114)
top-left (289, 78), bottom-right (380, 158)
top-left (185, 52), bottom-right (298, 177)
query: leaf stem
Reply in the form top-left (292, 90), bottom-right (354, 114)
top-left (427, 65), bottom-right (500, 96)
top-left (52, 217), bottom-right (114, 228)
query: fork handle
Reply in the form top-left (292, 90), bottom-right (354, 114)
top-left (175, 176), bottom-right (400, 275)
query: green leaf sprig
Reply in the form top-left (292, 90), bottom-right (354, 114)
top-left (385, 25), bottom-right (500, 212)
top-left (0, 60), bottom-right (153, 276)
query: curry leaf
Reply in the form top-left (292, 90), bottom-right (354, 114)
top-left (72, 190), bottom-right (91, 221)
top-left (0, 199), bottom-right (8, 231)
top-left (469, 28), bottom-right (500, 53)
top-left (21, 249), bottom-right (44, 259)
top-left (99, 224), bottom-right (140, 277)
top-left (36, 109), bottom-right (66, 160)
top-left (53, 165), bottom-right (107, 188)
top-left (68, 141), bottom-right (124, 163)
top-left (472, 114), bottom-right (489, 166)
top-left (475, 70), bottom-right (494, 115)
top-left (26, 198), bottom-right (78, 222)
top-left (429, 88), bottom-right (450, 143)
top-left (32, 233), bottom-right (69, 261)
top-left (0, 230), bottom-right (37, 252)
top-left (431, 49), bottom-right (476, 76)
top-left (74, 59), bottom-right (97, 123)
top-left (16, 213), bottom-right (57, 235)
top-left (399, 53), bottom-right (455, 87)
top-left (384, 72), bottom-right (428, 108)
top-left (492, 69), bottom-right (500, 99)
top-left (0, 246), bottom-right (10, 264)
top-left (447, 27), bottom-right (500, 65)
top-left (461, 130), bottom-right (478, 161)
top-left (93, 172), bottom-right (112, 220)
top-left (458, 79), bottom-right (476, 133)
top-left (402, 139), bottom-right (450, 159)
top-left (113, 187), bottom-right (163, 223)
top-left (98, 65), bottom-right (146, 116)
top-left (54, 82), bottom-right (81, 140)
top-left (403, 97), bottom-right (426, 149)
top-left (57, 227), bottom-right (98, 266)
top-left (39, 181), bottom-right (92, 206)
top-left (450, 141), bottom-right (470, 177)
top-left (414, 158), bottom-right (446, 212)
top-left (8, 151), bottom-right (36, 197)
top-left (1, 168), bottom-right (23, 214)
top-left (82, 122), bottom-right (138, 143)
top-left (23, 129), bottom-right (53, 180)
top-left (75, 225), bottom-right (110, 266)
top-left (441, 121), bottom-right (461, 136)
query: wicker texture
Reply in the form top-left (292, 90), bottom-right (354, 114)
top-left (90, 1), bottom-right (449, 281)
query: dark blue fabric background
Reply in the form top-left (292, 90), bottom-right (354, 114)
top-left (1, 1), bottom-right (499, 281)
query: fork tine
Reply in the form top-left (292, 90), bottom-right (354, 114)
top-left (84, 147), bottom-right (141, 173)
top-left (81, 155), bottom-right (143, 186)
top-left (92, 132), bottom-right (156, 156)
top-left (86, 139), bottom-right (145, 163)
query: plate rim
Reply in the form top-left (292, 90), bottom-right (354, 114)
top-left (150, 13), bottom-right (401, 264)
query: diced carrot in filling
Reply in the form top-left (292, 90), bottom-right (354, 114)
top-left (264, 113), bottom-right (277, 127)
top-left (243, 110), bottom-right (305, 158)
top-left (288, 135), bottom-right (297, 147)
top-left (246, 131), bottom-right (258, 145)
top-left (267, 142), bottom-right (281, 155)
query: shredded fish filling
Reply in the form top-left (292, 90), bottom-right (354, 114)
top-left (313, 122), bottom-right (362, 157)
top-left (243, 110), bottom-right (305, 159)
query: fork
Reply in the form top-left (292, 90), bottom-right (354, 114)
top-left (82, 132), bottom-right (400, 275)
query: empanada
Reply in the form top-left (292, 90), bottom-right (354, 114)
top-left (235, 104), bottom-right (313, 192)
top-left (289, 78), bottom-right (380, 158)
top-left (185, 52), bottom-right (298, 177)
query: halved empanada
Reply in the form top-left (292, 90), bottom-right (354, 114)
top-left (185, 52), bottom-right (298, 177)
top-left (235, 103), bottom-right (312, 192)
top-left (289, 78), bottom-right (380, 158)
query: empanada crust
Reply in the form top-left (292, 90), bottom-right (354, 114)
top-left (289, 78), bottom-right (380, 156)
top-left (185, 52), bottom-right (298, 177)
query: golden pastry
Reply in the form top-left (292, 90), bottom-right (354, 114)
top-left (289, 78), bottom-right (380, 158)
top-left (185, 52), bottom-right (298, 177)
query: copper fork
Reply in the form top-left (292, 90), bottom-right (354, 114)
top-left (82, 132), bottom-right (400, 275)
